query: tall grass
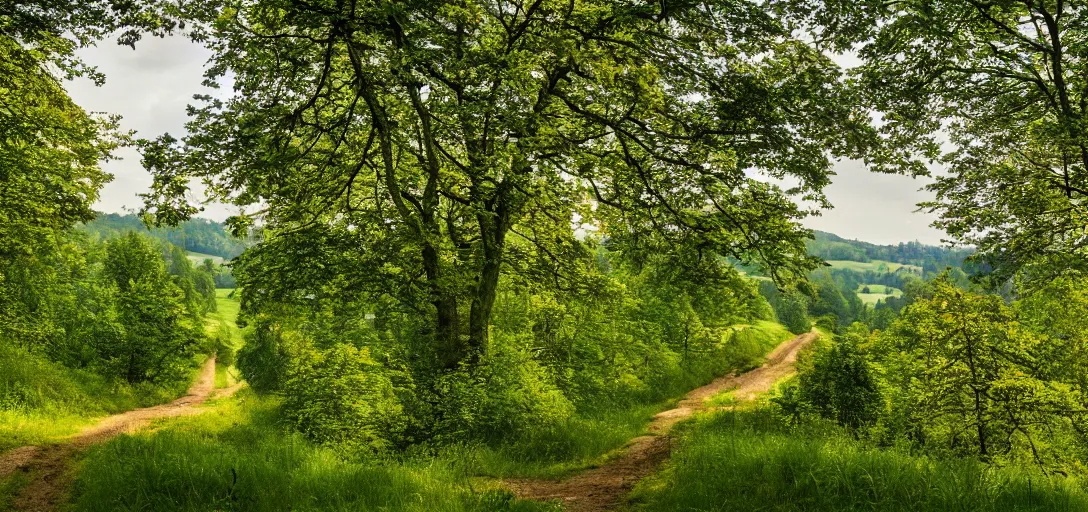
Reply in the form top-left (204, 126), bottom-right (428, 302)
top-left (438, 402), bottom-right (666, 479)
top-left (70, 391), bottom-right (555, 512)
top-left (443, 320), bottom-right (796, 479)
top-left (631, 408), bottom-right (1088, 511)
top-left (0, 343), bottom-right (190, 451)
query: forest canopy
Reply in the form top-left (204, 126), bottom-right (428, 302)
top-left (141, 0), bottom-right (880, 370)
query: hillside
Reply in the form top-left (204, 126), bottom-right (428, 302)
top-left (80, 213), bottom-right (246, 261)
top-left (806, 231), bottom-right (973, 272)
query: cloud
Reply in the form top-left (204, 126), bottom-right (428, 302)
top-left (65, 35), bottom-right (234, 220)
top-left (803, 160), bottom-right (947, 246)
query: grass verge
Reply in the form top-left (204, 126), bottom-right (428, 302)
top-left (69, 391), bottom-right (556, 512)
top-left (0, 343), bottom-right (192, 452)
top-left (631, 408), bottom-right (1088, 511)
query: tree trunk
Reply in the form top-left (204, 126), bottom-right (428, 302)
top-left (468, 201), bottom-right (509, 363)
top-left (422, 241), bottom-right (464, 369)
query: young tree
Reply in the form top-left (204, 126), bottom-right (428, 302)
top-left (876, 277), bottom-right (1073, 462)
top-left (142, 0), bottom-right (873, 369)
top-left (796, 329), bottom-right (882, 432)
top-left (102, 233), bottom-right (201, 383)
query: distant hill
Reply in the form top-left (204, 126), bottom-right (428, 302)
top-left (806, 231), bottom-right (973, 273)
top-left (80, 213), bottom-right (246, 261)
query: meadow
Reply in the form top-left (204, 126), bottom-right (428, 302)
top-left (856, 283), bottom-right (905, 305)
top-left (826, 260), bottom-right (922, 273)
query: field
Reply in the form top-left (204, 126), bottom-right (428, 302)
top-left (826, 259), bottom-right (922, 273)
top-left (204, 289), bottom-right (243, 388)
top-left (185, 251), bottom-right (225, 265)
top-left (856, 284), bottom-right (905, 305)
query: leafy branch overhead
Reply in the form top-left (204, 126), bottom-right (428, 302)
top-left (141, 0), bottom-right (876, 366)
top-left (814, 0), bottom-right (1088, 283)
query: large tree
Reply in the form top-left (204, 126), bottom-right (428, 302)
top-left (143, 0), bottom-right (872, 368)
top-left (828, 0), bottom-right (1088, 283)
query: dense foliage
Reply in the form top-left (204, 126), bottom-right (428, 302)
top-left (141, 0), bottom-right (880, 375)
top-left (813, 0), bottom-right (1088, 284)
top-left (235, 244), bottom-right (785, 450)
top-left (788, 276), bottom-right (1088, 475)
top-left (0, 230), bottom-right (215, 384)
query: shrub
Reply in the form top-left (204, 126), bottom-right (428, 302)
top-left (792, 333), bottom-right (882, 431)
top-left (282, 343), bottom-right (406, 451)
top-left (236, 318), bottom-right (298, 393)
top-left (214, 333), bottom-right (235, 367)
top-left (433, 332), bottom-right (574, 443)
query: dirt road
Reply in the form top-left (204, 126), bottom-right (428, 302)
top-left (506, 330), bottom-right (819, 512)
top-left (0, 356), bottom-right (240, 511)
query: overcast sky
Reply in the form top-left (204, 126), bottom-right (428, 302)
top-left (66, 36), bottom-right (948, 246)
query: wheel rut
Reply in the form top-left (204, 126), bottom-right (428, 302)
top-left (505, 330), bottom-right (819, 511)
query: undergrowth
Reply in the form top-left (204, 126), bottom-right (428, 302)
top-left (631, 408), bottom-right (1088, 511)
top-left (0, 343), bottom-right (193, 452)
top-left (69, 391), bottom-right (555, 512)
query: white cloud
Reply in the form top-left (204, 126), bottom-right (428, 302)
top-left (802, 160), bottom-right (947, 246)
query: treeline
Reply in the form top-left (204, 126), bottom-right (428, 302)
top-left (758, 262), bottom-right (977, 335)
top-left (0, 230), bottom-right (218, 386)
top-left (806, 231), bottom-right (974, 272)
top-left (784, 275), bottom-right (1088, 476)
top-left (82, 213), bottom-right (247, 261)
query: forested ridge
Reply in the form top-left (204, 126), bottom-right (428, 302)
top-left (5, 1), bottom-right (1088, 511)
top-left (81, 213), bottom-right (247, 261)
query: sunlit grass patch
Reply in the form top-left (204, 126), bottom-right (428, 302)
top-left (69, 391), bottom-right (555, 512)
top-left (632, 408), bottom-right (1088, 512)
top-left (0, 344), bottom-right (191, 452)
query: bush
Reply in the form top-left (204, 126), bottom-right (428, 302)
top-left (790, 332), bottom-right (882, 432)
top-left (282, 343), bottom-right (407, 451)
top-left (236, 318), bottom-right (299, 393)
top-left (210, 324), bottom-right (235, 366)
top-left (433, 332), bottom-right (574, 444)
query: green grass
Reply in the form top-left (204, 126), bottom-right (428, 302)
top-left (631, 408), bottom-right (1088, 511)
top-left (440, 402), bottom-right (670, 479)
top-left (204, 288), bottom-right (242, 348)
top-left (205, 288), bottom-right (242, 389)
top-left (0, 343), bottom-right (192, 452)
top-left (857, 283), bottom-right (905, 305)
top-left (0, 467), bottom-right (28, 510)
top-left (185, 251), bottom-right (225, 265)
top-left (69, 391), bottom-right (555, 512)
top-left (827, 259), bottom-right (922, 273)
top-left (64, 320), bottom-right (798, 510)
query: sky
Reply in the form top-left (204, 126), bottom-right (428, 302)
top-left (66, 36), bottom-right (948, 246)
